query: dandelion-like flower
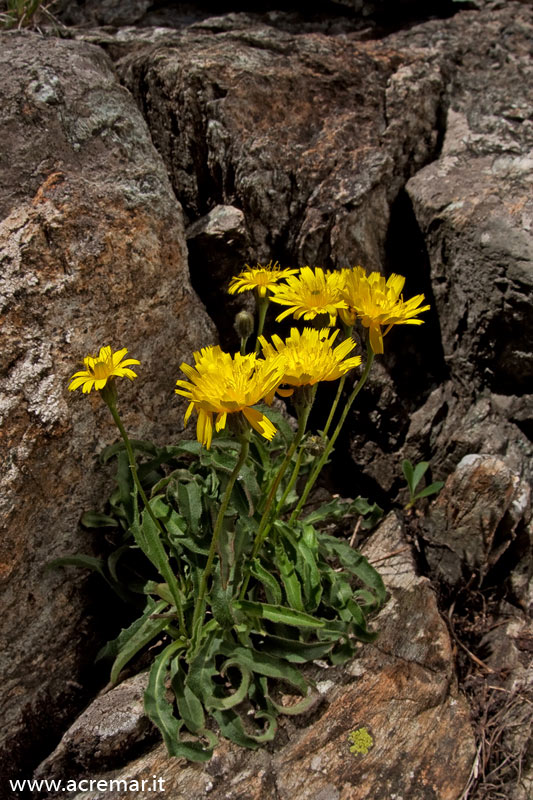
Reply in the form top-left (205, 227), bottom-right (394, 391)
top-left (259, 327), bottom-right (361, 398)
top-left (68, 346), bottom-right (140, 393)
top-left (269, 266), bottom-right (347, 326)
top-left (228, 261), bottom-right (299, 298)
top-left (175, 346), bottom-right (283, 449)
top-left (340, 268), bottom-right (431, 354)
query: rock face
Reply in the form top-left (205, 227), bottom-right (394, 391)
top-left (421, 454), bottom-right (531, 590)
top-left (0, 32), bottom-right (214, 780)
top-left (54, 515), bottom-right (474, 800)
top-left (116, 22), bottom-right (446, 271)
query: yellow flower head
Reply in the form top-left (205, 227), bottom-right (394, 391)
top-left (259, 327), bottom-right (361, 399)
top-left (340, 268), bottom-right (431, 354)
top-left (269, 266), bottom-right (347, 326)
top-left (175, 346), bottom-right (283, 449)
top-left (68, 346), bottom-right (140, 393)
top-left (228, 261), bottom-right (299, 298)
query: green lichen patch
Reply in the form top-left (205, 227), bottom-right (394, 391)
top-left (348, 727), bottom-right (374, 756)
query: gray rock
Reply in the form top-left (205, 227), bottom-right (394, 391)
top-left (420, 454), bottom-right (531, 590)
top-left (34, 673), bottom-right (154, 778)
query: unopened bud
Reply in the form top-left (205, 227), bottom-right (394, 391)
top-left (304, 434), bottom-right (326, 457)
top-left (234, 310), bottom-right (255, 340)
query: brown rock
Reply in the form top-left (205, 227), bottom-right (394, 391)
top-left (116, 22), bottom-right (446, 269)
top-left (0, 31), bottom-right (214, 778)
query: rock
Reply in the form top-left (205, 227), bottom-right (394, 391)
top-left (59, 0), bottom-right (152, 27)
top-left (62, 515), bottom-right (474, 800)
top-left (34, 673), bottom-right (155, 779)
top-left (420, 454), bottom-right (531, 590)
top-left (0, 31), bottom-right (214, 780)
top-left (404, 5), bottom-right (533, 396)
top-left (116, 21), bottom-right (446, 269)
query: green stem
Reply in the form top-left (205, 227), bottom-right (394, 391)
top-left (321, 325), bottom-right (353, 438)
top-left (105, 398), bottom-right (186, 637)
top-left (240, 390), bottom-right (315, 602)
top-left (254, 296), bottom-right (269, 352)
top-left (275, 445), bottom-right (305, 516)
top-left (191, 434), bottom-right (250, 649)
top-left (289, 340), bottom-right (375, 523)
top-left (322, 375), bottom-right (346, 439)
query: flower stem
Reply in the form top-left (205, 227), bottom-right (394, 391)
top-left (322, 375), bottom-right (346, 439)
top-left (105, 396), bottom-right (186, 636)
top-left (239, 390), bottom-right (315, 601)
top-left (275, 445), bottom-right (305, 516)
top-left (254, 296), bottom-right (269, 352)
top-left (191, 434), bottom-right (250, 650)
top-left (289, 340), bottom-right (374, 523)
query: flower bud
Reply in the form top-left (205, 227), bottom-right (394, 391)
top-left (304, 434), bottom-right (327, 457)
top-left (233, 310), bottom-right (255, 340)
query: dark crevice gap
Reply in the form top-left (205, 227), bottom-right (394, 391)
top-left (383, 189), bottom-right (449, 406)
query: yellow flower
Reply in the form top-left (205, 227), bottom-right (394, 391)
top-left (68, 346), bottom-right (140, 393)
top-left (340, 268), bottom-right (431, 354)
top-left (228, 261), bottom-right (299, 298)
top-left (259, 327), bottom-right (361, 399)
top-left (175, 346), bottom-right (283, 449)
top-left (269, 266), bottom-right (347, 326)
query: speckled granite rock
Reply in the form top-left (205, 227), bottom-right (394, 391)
top-left (0, 31), bottom-right (214, 780)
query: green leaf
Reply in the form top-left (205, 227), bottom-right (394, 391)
top-left (171, 660), bottom-right (206, 734)
top-left (295, 538), bottom-right (322, 611)
top-left (402, 459), bottom-right (415, 495)
top-left (80, 511), bottom-right (119, 529)
top-left (100, 439), bottom-right (158, 464)
top-left (319, 534), bottom-right (387, 608)
top-left (177, 481), bottom-right (203, 534)
top-left (414, 481), bottom-right (444, 500)
top-left (257, 633), bottom-right (334, 663)
top-left (274, 542), bottom-right (304, 611)
top-left (412, 461), bottom-right (429, 493)
top-left (205, 660), bottom-right (251, 711)
top-left (253, 403), bottom-right (294, 444)
top-left (47, 554), bottom-right (105, 576)
top-left (211, 573), bottom-right (235, 629)
top-left (234, 600), bottom-right (325, 631)
top-left (211, 709), bottom-right (262, 749)
top-left (132, 510), bottom-right (184, 613)
top-left (220, 643), bottom-right (310, 695)
top-left (249, 560), bottom-right (283, 606)
top-left (109, 611), bottom-right (170, 685)
top-left (145, 641), bottom-right (212, 761)
top-left (186, 631), bottom-right (222, 703)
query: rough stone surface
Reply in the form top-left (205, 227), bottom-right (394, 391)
top-left (0, 31), bottom-right (214, 780)
top-left (34, 672), bottom-right (154, 779)
top-left (403, 6), bottom-right (533, 398)
top-left (420, 454), bottom-right (531, 590)
top-left (116, 22), bottom-right (446, 270)
top-left (60, 515), bottom-right (474, 800)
